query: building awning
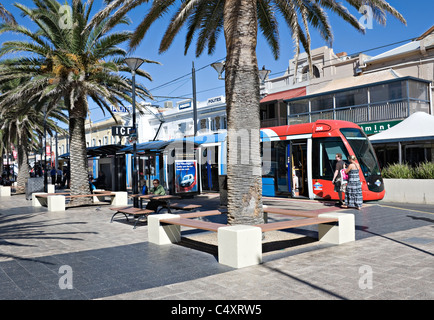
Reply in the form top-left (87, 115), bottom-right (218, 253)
top-left (120, 140), bottom-right (176, 154)
top-left (369, 112), bottom-right (434, 144)
top-left (120, 133), bottom-right (227, 154)
top-left (260, 87), bottom-right (306, 103)
top-left (59, 144), bottom-right (124, 159)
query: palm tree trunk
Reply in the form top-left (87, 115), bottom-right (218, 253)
top-left (223, 0), bottom-right (263, 225)
top-left (68, 95), bottom-right (92, 206)
top-left (16, 143), bottom-right (29, 194)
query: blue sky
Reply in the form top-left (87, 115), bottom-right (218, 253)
top-left (3, 0), bottom-right (434, 124)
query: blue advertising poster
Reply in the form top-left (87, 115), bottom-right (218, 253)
top-left (175, 160), bottom-right (198, 193)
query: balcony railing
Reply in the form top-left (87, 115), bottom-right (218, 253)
top-left (289, 99), bottom-right (430, 125)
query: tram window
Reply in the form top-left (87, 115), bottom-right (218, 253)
top-left (312, 138), bottom-right (348, 180)
top-left (340, 128), bottom-right (381, 176)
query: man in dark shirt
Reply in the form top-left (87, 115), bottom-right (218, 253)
top-left (332, 153), bottom-right (346, 206)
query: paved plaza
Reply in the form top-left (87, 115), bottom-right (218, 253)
top-left (0, 192), bottom-right (433, 301)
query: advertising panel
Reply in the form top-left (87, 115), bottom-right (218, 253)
top-left (175, 160), bottom-right (198, 194)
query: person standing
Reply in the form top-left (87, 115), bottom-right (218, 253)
top-left (56, 167), bottom-right (63, 187)
top-left (50, 167), bottom-right (57, 185)
top-left (342, 155), bottom-right (363, 210)
top-left (332, 153), bottom-right (346, 207)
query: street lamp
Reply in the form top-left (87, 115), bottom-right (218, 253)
top-left (211, 61), bottom-right (270, 84)
top-left (258, 65), bottom-right (271, 84)
top-left (211, 61), bottom-right (225, 80)
top-left (124, 57), bottom-right (145, 207)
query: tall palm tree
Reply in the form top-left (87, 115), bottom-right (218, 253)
top-left (0, 101), bottom-right (68, 193)
top-left (0, 77), bottom-right (68, 193)
top-left (94, 0), bottom-right (405, 225)
top-left (0, 0), bottom-right (158, 205)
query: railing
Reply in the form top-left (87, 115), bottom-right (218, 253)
top-left (260, 118), bottom-right (286, 128)
top-left (288, 99), bottom-right (428, 124)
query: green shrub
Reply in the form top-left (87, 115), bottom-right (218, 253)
top-left (382, 163), bottom-right (414, 179)
top-left (382, 162), bottom-right (434, 179)
top-left (413, 162), bottom-right (434, 179)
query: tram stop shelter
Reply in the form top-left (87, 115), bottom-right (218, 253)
top-left (369, 112), bottom-right (434, 166)
top-left (59, 144), bottom-right (125, 190)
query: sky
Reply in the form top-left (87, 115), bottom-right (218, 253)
top-left (2, 0), bottom-right (434, 125)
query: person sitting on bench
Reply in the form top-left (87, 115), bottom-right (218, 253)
top-left (146, 179), bottom-right (166, 211)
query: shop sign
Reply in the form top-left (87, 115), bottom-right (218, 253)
top-left (360, 120), bottom-right (402, 135)
top-left (207, 96), bottom-right (225, 106)
top-left (178, 100), bottom-right (192, 110)
top-left (112, 126), bottom-right (134, 136)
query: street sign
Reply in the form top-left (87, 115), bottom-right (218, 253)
top-left (112, 126), bottom-right (134, 136)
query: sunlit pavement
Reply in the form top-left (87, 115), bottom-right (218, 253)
top-left (0, 193), bottom-right (432, 300)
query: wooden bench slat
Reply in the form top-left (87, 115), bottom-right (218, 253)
top-left (263, 206), bottom-right (338, 218)
top-left (263, 207), bottom-right (319, 218)
top-left (255, 217), bottom-right (338, 232)
top-left (159, 217), bottom-right (226, 232)
top-left (110, 206), bottom-right (154, 215)
top-left (166, 203), bottom-right (202, 210)
top-left (177, 210), bottom-right (225, 219)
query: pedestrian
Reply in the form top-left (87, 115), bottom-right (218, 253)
top-left (332, 153), bottom-right (346, 207)
top-left (50, 167), bottom-right (56, 185)
top-left (62, 166), bottom-right (70, 189)
top-left (56, 167), bottom-right (63, 187)
top-left (342, 155), bottom-right (363, 210)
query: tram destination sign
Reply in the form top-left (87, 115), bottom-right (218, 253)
top-left (112, 126), bottom-right (134, 136)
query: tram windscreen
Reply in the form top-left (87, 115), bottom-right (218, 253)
top-left (340, 128), bottom-right (381, 178)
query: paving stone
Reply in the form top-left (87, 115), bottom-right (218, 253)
top-left (1, 193), bottom-right (433, 300)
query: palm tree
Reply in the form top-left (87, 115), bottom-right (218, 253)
top-left (0, 77), bottom-right (67, 193)
top-left (0, 99), bottom-right (68, 193)
top-left (0, 3), bottom-right (16, 25)
top-left (93, 0), bottom-right (405, 225)
top-left (0, 0), bottom-right (158, 205)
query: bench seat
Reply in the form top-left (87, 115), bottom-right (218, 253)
top-left (164, 203), bottom-right (202, 211)
top-left (177, 210), bottom-right (225, 219)
top-left (263, 206), bottom-right (338, 218)
top-left (160, 217), bottom-right (226, 232)
top-left (255, 217), bottom-right (338, 232)
top-left (149, 210), bottom-right (354, 269)
top-left (110, 206), bottom-right (155, 229)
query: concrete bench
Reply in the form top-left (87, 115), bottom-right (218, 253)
top-left (149, 211), bottom-right (355, 269)
top-left (32, 191), bottom-right (128, 211)
top-left (0, 186), bottom-right (11, 197)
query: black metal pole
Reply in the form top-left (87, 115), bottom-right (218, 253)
top-left (43, 108), bottom-right (48, 193)
top-left (132, 70), bottom-right (138, 207)
top-left (192, 62), bottom-right (198, 136)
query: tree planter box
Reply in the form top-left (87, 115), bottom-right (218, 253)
top-left (382, 178), bottom-right (434, 204)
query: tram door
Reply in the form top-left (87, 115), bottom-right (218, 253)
top-left (289, 140), bottom-right (308, 197)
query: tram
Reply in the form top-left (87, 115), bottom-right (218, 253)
top-left (119, 119), bottom-right (384, 201)
top-left (255, 119), bottom-right (385, 201)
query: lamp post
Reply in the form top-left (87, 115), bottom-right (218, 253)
top-left (43, 105), bottom-right (48, 193)
top-left (192, 62), bottom-right (198, 136)
top-left (124, 57), bottom-right (145, 207)
top-left (258, 65), bottom-right (271, 84)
